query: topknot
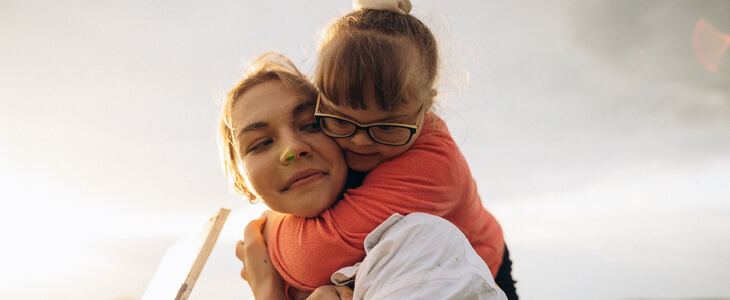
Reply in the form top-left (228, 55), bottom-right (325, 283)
top-left (352, 0), bottom-right (412, 14)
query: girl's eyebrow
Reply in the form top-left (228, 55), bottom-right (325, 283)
top-left (326, 105), bottom-right (410, 123)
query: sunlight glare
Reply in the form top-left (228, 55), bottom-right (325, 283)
top-left (692, 18), bottom-right (730, 72)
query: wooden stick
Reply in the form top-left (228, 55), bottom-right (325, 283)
top-left (175, 208), bottom-right (230, 300)
top-left (142, 208), bottom-right (231, 300)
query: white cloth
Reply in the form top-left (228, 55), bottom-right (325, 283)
top-left (331, 213), bottom-right (508, 300)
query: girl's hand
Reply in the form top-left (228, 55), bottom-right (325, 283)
top-left (236, 211), bottom-right (286, 299)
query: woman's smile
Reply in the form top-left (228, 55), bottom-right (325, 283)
top-left (283, 169), bottom-right (327, 192)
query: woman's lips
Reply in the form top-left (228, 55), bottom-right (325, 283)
top-left (283, 169), bottom-right (326, 191)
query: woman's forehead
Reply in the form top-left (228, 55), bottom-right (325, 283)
top-left (232, 81), bottom-right (313, 133)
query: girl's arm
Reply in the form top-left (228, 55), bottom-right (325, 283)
top-left (270, 120), bottom-right (475, 291)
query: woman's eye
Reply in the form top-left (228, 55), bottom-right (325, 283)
top-left (301, 121), bottom-right (321, 132)
top-left (248, 139), bottom-right (272, 152)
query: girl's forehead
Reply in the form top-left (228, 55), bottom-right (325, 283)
top-left (321, 93), bottom-right (420, 123)
top-left (323, 82), bottom-right (420, 110)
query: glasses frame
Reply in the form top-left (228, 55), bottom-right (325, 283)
top-left (314, 94), bottom-right (425, 146)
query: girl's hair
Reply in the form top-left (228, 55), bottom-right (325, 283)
top-left (316, 8), bottom-right (439, 112)
top-left (218, 53), bottom-right (318, 200)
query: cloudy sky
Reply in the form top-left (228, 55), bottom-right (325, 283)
top-left (1, 0), bottom-right (729, 299)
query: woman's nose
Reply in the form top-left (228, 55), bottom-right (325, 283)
top-left (279, 136), bottom-right (312, 165)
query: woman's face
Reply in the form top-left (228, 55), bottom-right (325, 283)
top-left (232, 80), bottom-right (347, 218)
top-left (319, 87), bottom-right (425, 172)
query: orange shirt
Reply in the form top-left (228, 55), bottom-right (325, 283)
top-left (268, 115), bottom-right (505, 295)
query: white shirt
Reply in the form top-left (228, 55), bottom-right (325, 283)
top-left (331, 213), bottom-right (508, 300)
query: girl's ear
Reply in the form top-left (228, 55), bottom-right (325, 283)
top-left (428, 88), bottom-right (438, 99)
top-left (423, 88), bottom-right (437, 111)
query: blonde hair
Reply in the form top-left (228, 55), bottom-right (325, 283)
top-left (316, 8), bottom-right (439, 112)
top-left (218, 53), bottom-right (318, 200)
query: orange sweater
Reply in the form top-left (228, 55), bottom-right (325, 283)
top-left (268, 115), bottom-right (504, 295)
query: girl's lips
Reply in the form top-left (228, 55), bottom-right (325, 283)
top-left (345, 150), bottom-right (377, 157)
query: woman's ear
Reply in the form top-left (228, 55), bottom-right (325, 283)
top-left (245, 190), bottom-right (258, 204)
top-left (235, 163), bottom-right (259, 203)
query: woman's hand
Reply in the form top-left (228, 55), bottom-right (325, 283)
top-left (236, 211), bottom-right (286, 299)
top-left (294, 285), bottom-right (353, 300)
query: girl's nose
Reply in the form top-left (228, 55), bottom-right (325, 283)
top-left (348, 129), bottom-right (374, 147)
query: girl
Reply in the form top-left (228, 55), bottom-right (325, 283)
top-left (263, 0), bottom-right (518, 299)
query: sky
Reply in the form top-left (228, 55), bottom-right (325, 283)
top-left (1, 0), bottom-right (729, 299)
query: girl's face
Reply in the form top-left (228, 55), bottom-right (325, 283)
top-left (232, 80), bottom-right (347, 218)
top-left (318, 87), bottom-right (425, 172)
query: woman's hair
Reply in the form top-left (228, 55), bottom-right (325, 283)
top-left (316, 7), bottom-right (439, 112)
top-left (218, 53), bottom-right (318, 200)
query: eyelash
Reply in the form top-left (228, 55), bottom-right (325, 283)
top-left (301, 120), bottom-right (321, 132)
top-left (247, 139), bottom-right (272, 153)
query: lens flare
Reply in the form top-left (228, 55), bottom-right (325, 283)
top-left (692, 18), bottom-right (730, 73)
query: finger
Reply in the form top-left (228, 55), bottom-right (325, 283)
top-left (306, 285), bottom-right (352, 300)
top-left (244, 218), bottom-right (265, 243)
top-left (235, 240), bottom-right (246, 261)
top-left (292, 289), bottom-right (311, 300)
top-left (236, 240), bottom-right (249, 281)
top-left (334, 286), bottom-right (353, 300)
top-left (241, 266), bottom-right (248, 281)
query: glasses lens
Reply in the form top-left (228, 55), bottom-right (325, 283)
top-left (370, 125), bottom-right (412, 145)
top-left (320, 117), bottom-right (355, 137)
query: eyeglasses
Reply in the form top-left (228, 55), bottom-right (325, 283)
top-left (314, 94), bottom-right (425, 146)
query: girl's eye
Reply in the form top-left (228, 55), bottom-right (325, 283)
top-left (376, 125), bottom-right (397, 131)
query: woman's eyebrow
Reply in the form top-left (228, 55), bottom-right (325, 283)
top-left (236, 121), bottom-right (268, 139)
top-left (235, 102), bottom-right (315, 139)
top-left (292, 101), bottom-right (315, 118)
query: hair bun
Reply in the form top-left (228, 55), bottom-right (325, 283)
top-left (353, 0), bottom-right (412, 14)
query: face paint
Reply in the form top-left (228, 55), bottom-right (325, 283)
top-left (285, 150), bottom-right (295, 164)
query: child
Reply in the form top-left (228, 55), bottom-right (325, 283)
top-left (265, 0), bottom-right (517, 298)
